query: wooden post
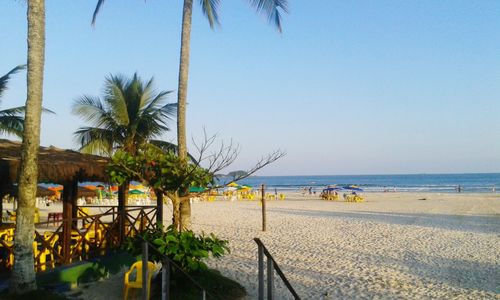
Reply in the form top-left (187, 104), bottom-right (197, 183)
top-left (62, 180), bottom-right (77, 264)
top-left (257, 242), bottom-right (264, 300)
top-left (0, 190), bottom-right (5, 225)
top-left (142, 241), bottom-right (149, 300)
top-left (261, 184), bottom-right (266, 232)
top-left (156, 190), bottom-right (163, 227)
top-left (162, 259), bottom-right (169, 300)
top-left (267, 258), bottom-right (274, 299)
top-left (118, 181), bottom-right (129, 243)
top-left (71, 180), bottom-right (78, 229)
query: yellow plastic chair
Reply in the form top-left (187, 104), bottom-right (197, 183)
top-left (42, 233), bottom-right (60, 268)
top-left (33, 241), bottom-right (47, 271)
top-left (354, 195), bottom-right (364, 202)
top-left (78, 207), bottom-right (90, 217)
top-left (124, 261), bottom-right (156, 300)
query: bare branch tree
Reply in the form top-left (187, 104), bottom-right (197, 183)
top-left (188, 130), bottom-right (286, 191)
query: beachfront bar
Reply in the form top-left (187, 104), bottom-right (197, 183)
top-left (0, 139), bottom-right (162, 270)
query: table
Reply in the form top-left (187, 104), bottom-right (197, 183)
top-left (47, 212), bottom-right (63, 226)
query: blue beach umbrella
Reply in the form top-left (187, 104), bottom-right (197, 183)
top-left (343, 185), bottom-right (363, 192)
top-left (323, 187), bottom-right (341, 192)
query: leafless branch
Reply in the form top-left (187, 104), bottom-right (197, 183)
top-left (225, 149), bottom-right (286, 184)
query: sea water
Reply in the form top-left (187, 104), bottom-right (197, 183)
top-left (231, 173), bottom-right (500, 193)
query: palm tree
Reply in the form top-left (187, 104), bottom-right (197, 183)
top-left (73, 73), bottom-right (176, 231)
top-left (0, 65), bottom-right (26, 137)
top-left (92, 0), bottom-right (288, 230)
top-left (10, 0), bottom-right (46, 293)
top-left (72, 73), bottom-right (176, 157)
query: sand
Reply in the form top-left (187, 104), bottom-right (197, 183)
top-left (12, 192), bottom-right (498, 299)
top-left (189, 192), bottom-right (500, 299)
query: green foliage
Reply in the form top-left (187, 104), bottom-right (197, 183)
top-left (0, 65), bottom-right (27, 137)
top-left (107, 146), bottom-right (214, 194)
top-left (72, 73), bottom-right (176, 155)
top-left (166, 269), bottom-right (246, 300)
top-left (123, 225), bottom-right (229, 273)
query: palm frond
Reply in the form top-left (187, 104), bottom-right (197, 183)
top-left (142, 90), bottom-right (173, 114)
top-left (42, 107), bottom-right (56, 114)
top-left (0, 105), bottom-right (55, 116)
top-left (199, 0), bottom-right (220, 28)
top-left (105, 74), bottom-right (130, 126)
top-left (0, 65), bottom-right (26, 99)
top-left (91, 0), bottom-right (108, 26)
top-left (151, 102), bottom-right (177, 124)
top-left (0, 115), bottom-right (24, 137)
top-left (249, 0), bottom-right (288, 32)
top-left (72, 95), bottom-right (108, 124)
top-left (0, 106), bottom-right (25, 116)
top-left (74, 126), bottom-right (115, 155)
top-left (149, 140), bottom-right (199, 163)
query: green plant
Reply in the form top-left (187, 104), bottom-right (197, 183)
top-left (123, 225), bottom-right (229, 273)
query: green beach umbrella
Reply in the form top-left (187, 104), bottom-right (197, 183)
top-left (189, 186), bottom-right (206, 193)
top-left (129, 189), bottom-right (145, 195)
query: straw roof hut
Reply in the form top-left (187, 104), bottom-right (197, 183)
top-left (0, 139), bottom-right (109, 191)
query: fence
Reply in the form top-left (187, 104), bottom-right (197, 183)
top-left (254, 238), bottom-right (300, 300)
top-left (139, 237), bottom-right (214, 300)
top-left (0, 205), bottom-right (157, 271)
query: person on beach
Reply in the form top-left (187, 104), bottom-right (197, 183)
top-left (308, 187), bottom-right (312, 194)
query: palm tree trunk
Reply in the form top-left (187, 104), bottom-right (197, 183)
top-left (10, 0), bottom-right (45, 293)
top-left (177, 0), bottom-right (193, 230)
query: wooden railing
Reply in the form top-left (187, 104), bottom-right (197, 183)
top-left (0, 206), bottom-right (158, 272)
top-left (254, 238), bottom-right (300, 300)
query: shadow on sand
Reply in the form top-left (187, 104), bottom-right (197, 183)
top-left (250, 207), bottom-right (500, 234)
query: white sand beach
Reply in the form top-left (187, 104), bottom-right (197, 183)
top-left (25, 192), bottom-right (499, 299)
top-left (189, 192), bottom-right (500, 299)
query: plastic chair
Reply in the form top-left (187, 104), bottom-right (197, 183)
top-left (124, 261), bottom-right (156, 300)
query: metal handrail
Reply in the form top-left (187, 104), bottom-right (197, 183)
top-left (254, 238), bottom-right (301, 300)
top-left (138, 235), bottom-right (214, 300)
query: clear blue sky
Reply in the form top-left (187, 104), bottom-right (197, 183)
top-left (1, 0), bottom-right (499, 175)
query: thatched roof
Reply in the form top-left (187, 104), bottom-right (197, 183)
top-left (8, 186), bottom-right (56, 198)
top-left (0, 139), bottom-right (110, 187)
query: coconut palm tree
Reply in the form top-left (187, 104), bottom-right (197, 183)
top-left (92, 0), bottom-right (288, 230)
top-left (73, 73), bottom-right (176, 222)
top-left (72, 73), bottom-right (176, 157)
top-left (10, 0), bottom-right (46, 293)
top-left (0, 65), bottom-right (26, 137)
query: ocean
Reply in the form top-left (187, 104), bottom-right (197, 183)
top-left (231, 173), bottom-right (500, 193)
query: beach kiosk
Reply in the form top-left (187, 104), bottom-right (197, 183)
top-left (0, 139), bottom-right (161, 269)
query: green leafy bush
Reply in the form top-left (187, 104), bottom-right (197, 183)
top-left (123, 225), bottom-right (229, 273)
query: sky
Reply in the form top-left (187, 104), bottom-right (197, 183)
top-left (1, 0), bottom-right (499, 176)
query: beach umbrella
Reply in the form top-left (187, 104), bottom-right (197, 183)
top-left (129, 189), bottom-right (145, 195)
top-left (227, 182), bottom-right (240, 187)
top-left (343, 185), bottom-right (363, 192)
top-left (188, 186), bottom-right (206, 193)
top-left (323, 187), bottom-right (341, 192)
top-left (77, 187), bottom-right (98, 198)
